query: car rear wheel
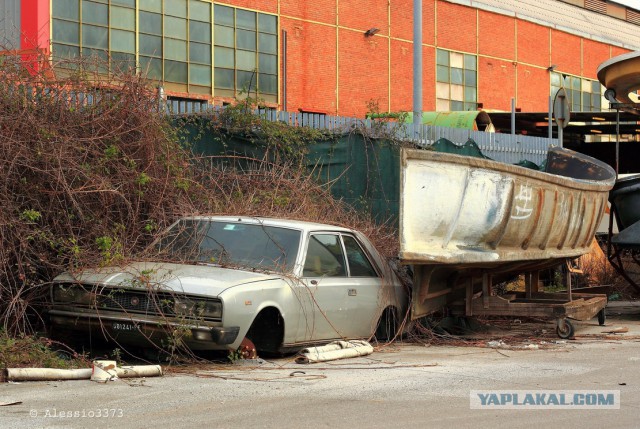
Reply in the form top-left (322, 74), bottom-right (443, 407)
top-left (246, 307), bottom-right (284, 355)
top-left (374, 307), bottom-right (399, 342)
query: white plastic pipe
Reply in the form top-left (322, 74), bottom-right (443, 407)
top-left (295, 340), bottom-right (374, 364)
top-left (5, 365), bottom-right (162, 382)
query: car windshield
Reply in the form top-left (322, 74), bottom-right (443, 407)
top-left (153, 219), bottom-right (301, 273)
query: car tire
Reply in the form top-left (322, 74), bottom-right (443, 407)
top-left (374, 307), bottom-right (398, 342)
top-left (246, 307), bottom-right (284, 355)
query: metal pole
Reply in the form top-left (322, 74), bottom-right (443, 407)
top-left (413, 0), bottom-right (422, 137)
top-left (282, 30), bottom-right (288, 112)
top-left (548, 95), bottom-right (552, 140)
top-left (616, 107), bottom-right (620, 176)
top-left (511, 98), bottom-right (515, 135)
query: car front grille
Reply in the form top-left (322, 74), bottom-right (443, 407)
top-left (97, 291), bottom-right (175, 317)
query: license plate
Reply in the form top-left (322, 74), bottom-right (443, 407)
top-left (112, 322), bottom-right (138, 332)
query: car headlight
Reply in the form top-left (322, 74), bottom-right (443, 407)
top-left (174, 297), bottom-right (222, 319)
top-left (52, 284), bottom-right (94, 305)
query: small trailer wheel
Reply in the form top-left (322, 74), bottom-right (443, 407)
top-left (597, 309), bottom-right (606, 326)
top-left (556, 318), bottom-right (574, 339)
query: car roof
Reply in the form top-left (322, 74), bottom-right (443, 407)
top-left (179, 215), bottom-right (355, 234)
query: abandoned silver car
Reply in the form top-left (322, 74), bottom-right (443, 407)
top-left (48, 216), bottom-right (408, 354)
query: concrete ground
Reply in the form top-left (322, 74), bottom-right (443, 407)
top-left (1, 301), bottom-right (640, 429)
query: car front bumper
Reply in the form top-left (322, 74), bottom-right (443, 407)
top-left (49, 308), bottom-right (240, 349)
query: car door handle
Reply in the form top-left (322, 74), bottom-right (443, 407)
top-left (348, 289), bottom-right (357, 296)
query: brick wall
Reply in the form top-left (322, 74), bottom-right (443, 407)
top-left (218, 0), bottom-right (633, 116)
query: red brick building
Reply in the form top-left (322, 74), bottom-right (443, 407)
top-left (2, 0), bottom-right (640, 117)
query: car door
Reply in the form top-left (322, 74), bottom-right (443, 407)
top-left (296, 233), bottom-right (351, 342)
top-left (338, 234), bottom-right (384, 338)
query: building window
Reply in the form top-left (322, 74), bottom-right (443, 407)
top-left (213, 4), bottom-right (278, 103)
top-left (52, 0), bottom-right (215, 94)
top-left (436, 49), bottom-right (477, 112)
top-left (550, 72), bottom-right (603, 112)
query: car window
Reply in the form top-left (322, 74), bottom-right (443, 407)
top-left (342, 235), bottom-right (378, 277)
top-left (154, 219), bottom-right (301, 273)
top-left (303, 234), bottom-right (347, 277)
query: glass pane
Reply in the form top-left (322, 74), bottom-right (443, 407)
top-left (112, 0), bottom-right (134, 6)
top-left (572, 90), bottom-right (580, 106)
top-left (111, 52), bottom-right (136, 73)
top-left (571, 77), bottom-right (580, 90)
top-left (140, 0), bottom-right (162, 12)
top-left (258, 14), bottom-right (277, 33)
top-left (165, 17), bottom-right (187, 39)
top-left (303, 235), bottom-right (346, 277)
top-left (450, 100), bottom-right (463, 111)
top-left (190, 21), bottom-right (211, 43)
top-left (450, 52), bottom-right (463, 68)
top-left (464, 102), bottom-right (477, 111)
top-left (111, 29), bottom-right (135, 52)
top-left (592, 81), bottom-right (602, 94)
top-left (214, 26), bottom-right (234, 47)
top-left (451, 68), bottom-right (463, 85)
top-left (464, 69), bottom-right (476, 87)
top-left (237, 70), bottom-right (257, 92)
top-left (82, 1), bottom-right (108, 25)
top-left (593, 95), bottom-right (601, 109)
top-left (110, 6), bottom-right (135, 30)
top-left (436, 49), bottom-right (449, 66)
top-left (165, 38), bottom-right (187, 61)
top-left (464, 86), bottom-right (477, 102)
top-left (451, 84), bottom-right (463, 101)
top-left (214, 68), bottom-right (234, 89)
top-left (165, 60), bottom-right (188, 82)
top-left (237, 29), bottom-right (257, 51)
top-left (53, 19), bottom-right (79, 44)
top-left (582, 92), bottom-right (590, 110)
top-left (53, 0), bottom-right (79, 20)
top-left (83, 47), bottom-right (108, 72)
top-left (82, 25), bottom-right (108, 48)
top-left (190, 42), bottom-right (211, 63)
top-left (436, 98), bottom-right (449, 111)
top-left (259, 33), bottom-right (277, 54)
top-left (581, 79), bottom-right (591, 93)
top-left (140, 34), bottom-right (162, 56)
top-left (190, 64), bottom-right (212, 85)
top-left (237, 50), bottom-right (256, 71)
top-left (550, 72), bottom-right (561, 86)
top-left (259, 53), bottom-right (277, 74)
top-left (214, 47), bottom-right (234, 68)
top-left (343, 236), bottom-right (377, 277)
top-left (83, 47), bottom-right (108, 62)
top-left (237, 10), bottom-right (256, 30)
top-left (258, 74), bottom-right (277, 94)
top-left (436, 82), bottom-right (449, 98)
top-left (52, 43), bottom-right (80, 60)
top-left (464, 54), bottom-right (476, 71)
top-left (140, 56), bottom-right (162, 79)
top-left (436, 65), bottom-right (449, 83)
top-left (140, 11), bottom-right (162, 35)
top-left (190, 1), bottom-right (211, 22)
top-left (166, 0), bottom-right (187, 17)
top-left (214, 5), bottom-right (234, 26)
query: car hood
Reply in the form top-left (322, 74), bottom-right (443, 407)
top-left (53, 261), bottom-right (283, 296)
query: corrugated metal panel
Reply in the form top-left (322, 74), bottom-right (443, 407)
top-left (0, 0), bottom-right (20, 49)
top-left (445, 0), bottom-right (640, 50)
